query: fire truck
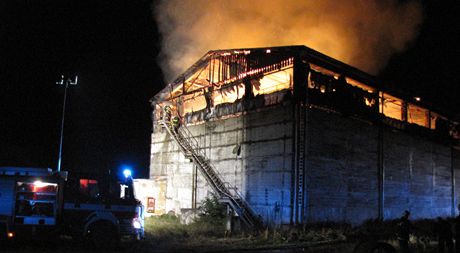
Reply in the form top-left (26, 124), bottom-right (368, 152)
top-left (0, 167), bottom-right (144, 247)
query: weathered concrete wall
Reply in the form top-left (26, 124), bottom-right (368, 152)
top-left (240, 105), bottom-right (294, 225)
top-left (306, 107), bottom-right (458, 224)
top-left (151, 104), bottom-right (460, 225)
top-left (150, 128), bottom-right (196, 214)
top-left (151, 104), bottom-right (294, 225)
top-left (454, 149), bottom-right (460, 212)
top-left (383, 130), bottom-right (453, 220)
top-left (306, 108), bottom-right (379, 224)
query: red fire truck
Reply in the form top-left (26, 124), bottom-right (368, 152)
top-left (0, 167), bottom-right (144, 247)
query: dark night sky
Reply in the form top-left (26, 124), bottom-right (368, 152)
top-left (379, 1), bottom-right (460, 115)
top-left (0, 0), bottom-right (163, 177)
top-left (0, 0), bottom-right (458, 178)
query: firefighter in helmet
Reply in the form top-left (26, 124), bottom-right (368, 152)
top-left (163, 105), bottom-right (171, 123)
top-left (172, 116), bottom-right (180, 132)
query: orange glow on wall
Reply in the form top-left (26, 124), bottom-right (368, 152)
top-left (346, 77), bottom-right (375, 93)
top-left (183, 94), bottom-right (207, 114)
top-left (213, 84), bottom-right (245, 106)
top-left (381, 93), bottom-right (404, 121)
top-left (158, 48), bottom-right (448, 133)
top-left (408, 103), bottom-right (428, 127)
top-left (253, 68), bottom-right (292, 96)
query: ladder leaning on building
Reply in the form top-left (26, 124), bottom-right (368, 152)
top-left (159, 117), bottom-right (263, 229)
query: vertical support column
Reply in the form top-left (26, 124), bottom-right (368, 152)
top-left (152, 104), bottom-right (157, 133)
top-left (291, 55), bottom-right (309, 225)
top-left (192, 164), bottom-right (197, 209)
top-left (290, 108), bottom-right (295, 225)
top-left (242, 77), bottom-right (254, 111)
top-left (292, 104), bottom-right (306, 225)
top-left (377, 125), bottom-right (385, 220)
top-left (401, 101), bottom-right (408, 122)
top-left (451, 148), bottom-right (456, 216)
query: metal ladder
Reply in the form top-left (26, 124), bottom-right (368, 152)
top-left (294, 102), bottom-right (307, 224)
top-left (160, 120), bottom-right (263, 229)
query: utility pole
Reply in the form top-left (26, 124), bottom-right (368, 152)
top-left (56, 75), bottom-right (78, 172)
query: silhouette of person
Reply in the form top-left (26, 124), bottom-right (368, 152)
top-left (455, 204), bottom-right (460, 253)
top-left (436, 217), bottom-right (454, 253)
top-left (397, 210), bottom-right (413, 253)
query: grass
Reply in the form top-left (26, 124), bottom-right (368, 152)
top-left (138, 214), bottom-right (449, 253)
top-left (136, 214), bottom-right (353, 252)
top-left (140, 213), bottom-right (226, 251)
top-left (1, 204), bottom-right (450, 253)
top-left (1, 196), bottom-right (356, 252)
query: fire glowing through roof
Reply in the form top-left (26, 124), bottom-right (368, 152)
top-left (154, 0), bottom-right (423, 82)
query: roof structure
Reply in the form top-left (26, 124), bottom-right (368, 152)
top-left (152, 45), bottom-right (376, 102)
top-left (151, 45), bottom-right (459, 140)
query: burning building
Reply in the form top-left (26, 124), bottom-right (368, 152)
top-left (149, 45), bottom-right (460, 226)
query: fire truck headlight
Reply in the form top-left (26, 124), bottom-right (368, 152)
top-left (34, 181), bottom-right (46, 187)
top-left (132, 219), bottom-right (142, 229)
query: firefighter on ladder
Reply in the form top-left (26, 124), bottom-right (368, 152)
top-left (163, 105), bottom-right (180, 131)
top-left (163, 106), bottom-right (171, 122)
top-left (172, 116), bottom-right (180, 132)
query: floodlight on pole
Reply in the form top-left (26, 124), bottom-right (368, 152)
top-left (56, 75), bottom-right (78, 172)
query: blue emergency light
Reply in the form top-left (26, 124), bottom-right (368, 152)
top-left (123, 169), bottom-right (132, 179)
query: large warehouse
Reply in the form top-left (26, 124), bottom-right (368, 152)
top-left (149, 45), bottom-right (460, 226)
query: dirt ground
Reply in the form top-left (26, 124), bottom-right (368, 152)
top-left (1, 237), bottom-right (445, 253)
top-left (1, 236), bottom-right (355, 253)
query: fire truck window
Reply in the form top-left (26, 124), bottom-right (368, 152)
top-left (109, 181), bottom-right (121, 199)
top-left (79, 179), bottom-right (100, 199)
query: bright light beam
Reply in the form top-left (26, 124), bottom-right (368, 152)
top-left (123, 169), bottom-right (132, 178)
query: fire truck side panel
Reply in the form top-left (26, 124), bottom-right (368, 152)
top-left (0, 168), bottom-right (60, 239)
top-left (0, 178), bottom-right (15, 216)
top-left (1, 168), bottom-right (144, 242)
top-left (62, 203), bottom-right (139, 237)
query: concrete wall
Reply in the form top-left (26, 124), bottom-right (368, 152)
top-left (306, 107), bottom-right (458, 224)
top-left (306, 108), bottom-right (379, 224)
top-left (383, 130), bottom-right (453, 219)
top-left (150, 104), bottom-right (460, 225)
top-left (151, 104), bottom-right (294, 225)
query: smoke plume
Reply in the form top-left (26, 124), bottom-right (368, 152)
top-left (154, 0), bottom-right (423, 82)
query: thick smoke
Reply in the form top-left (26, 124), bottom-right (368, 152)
top-left (154, 0), bottom-right (423, 82)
